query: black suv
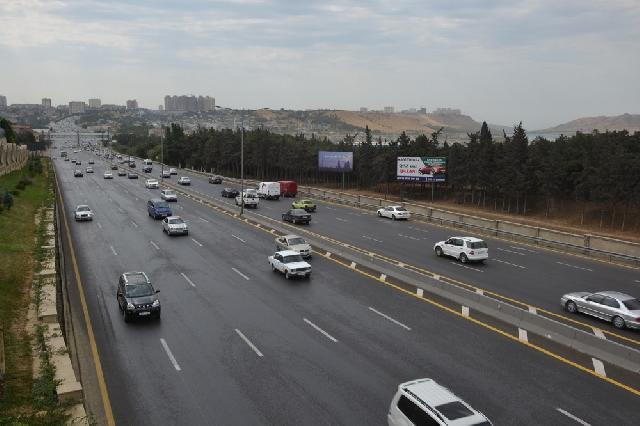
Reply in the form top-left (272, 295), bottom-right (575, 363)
top-left (208, 175), bottom-right (223, 184)
top-left (221, 188), bottom-right (239, 198)
top-left (117, 272), bottom-right (161, 322)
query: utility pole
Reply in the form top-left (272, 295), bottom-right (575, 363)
top-left (160, 132), bottom-right (164, 185)
top-left (240, 123), bottom-right (244, 216)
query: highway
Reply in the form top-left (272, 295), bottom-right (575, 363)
top-left (126, 158), bottom-right (640, 343)
top-left (54, 149), bottom-right (640, 425)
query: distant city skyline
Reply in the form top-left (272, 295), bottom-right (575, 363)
top-left (1, 1), bottom-right (639, 129)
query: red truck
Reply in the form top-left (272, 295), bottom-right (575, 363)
top-left (279, 180), bottom-right (298, 197)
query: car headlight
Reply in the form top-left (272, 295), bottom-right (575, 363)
top-left (152, 299), bottom-right (160, 307)
top-left (127, 302), bottom-right (135, 310)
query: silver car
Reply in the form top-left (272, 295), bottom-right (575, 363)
top-left (561, 291), bottom-right (640, 330)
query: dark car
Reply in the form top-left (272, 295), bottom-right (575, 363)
top-left (221, 188), bottom-right (239, 198)
top-left (147, 198), bottom-right (172, 219)
top-left (128, 172), bottom-right (138, 179)
top-left (208, 175), bottom-right (223, 184)
top-left (129, 162), bottom-right (136, 168)
top-left (282, 209), bottom-right (311, 224)
top-left (117, 169), bottom-right (127, 176)
top-left (74, 169), bottom-right (83, 177)
top-left (116, 271), bottom-right (160, 322)
top-left (142, 165), bottom-right (152, 173)
top-left (111, 164), bottom-right (118, 170)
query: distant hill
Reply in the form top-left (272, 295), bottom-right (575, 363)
top-left (537, 113), bottom-right (640, 133)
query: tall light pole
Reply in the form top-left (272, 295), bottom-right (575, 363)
top-left (240, 123), bottom-right (244, 216)
top-left (160, 130), bottom-right (164, 185)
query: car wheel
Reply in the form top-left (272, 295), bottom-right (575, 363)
top-left (612, 316), bottom-right (626, 329)
top-left (377, 211), bottom-right (382, 217)
top-left (460, 253), bottom-right (468, 263)
top-left (184, 230), bottom-right (188, 236)
top-left (271, 264), bottom-right (276, 272)
top-left (123, 309), bottom-right (130, 323)
top-left (285, 270), bottom-right (290, 279)
top-left (392, 214), bottom-right (396, 220)
top-left (435, 246), bottom-right (443, 257)
top-left (565, 301), bottom-right (578, 313)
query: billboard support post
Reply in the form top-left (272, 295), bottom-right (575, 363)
top-left (432, 182), bottom-right (435, 202)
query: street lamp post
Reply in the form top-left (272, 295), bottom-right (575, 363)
top-left (160, 131), bottom-right (164, 185)
top-left (240, 122), bottom-right (244, 216)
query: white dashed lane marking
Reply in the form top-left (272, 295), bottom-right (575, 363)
top-left (493, 259), bottom-right (526, 269)
top-left (368, 307), bottom-right (411, 331)
top-left (150, 240), bottom-right (160, 250)
top-left (449, 262), bottom-right (483, 273)
top-left (304, 318), bottom-right (338, 342)
top-left (556, 261), bottom-right (593, 272)
top-left (510, 245), bottom-right (537, 253)
top-left (336, 217), bottom-right (348, 222)
top-left (191, 238), bottom-right (203, 247)
top-left (362, 235), bottom-right (383, 243)
top-left (110, 245), bottom-right (118, 256)
top-left (180, 272), bottom-right (196, 287)
top-left (232, 235), bottom-right (246, 243)
top-left (496, 247), bottom-right (525, 255)
top-left (160, 338), bottom-right (182, 371)
top-left (235, 329), bottom-right (263, 357)
top-left (398, 234), bottom-right (420, 241)
top-left (556, 408), bottom-right (590, 425)
top-left (232, 267), bottom-right (250, 281)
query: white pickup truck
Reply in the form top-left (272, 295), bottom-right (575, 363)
top-left (235, 191), bottom-right (259, 208)
top-left (268, 250), bottom-right (312, 279)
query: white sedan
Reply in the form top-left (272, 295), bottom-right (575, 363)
top-left (162, 216), bottom-right (189, 236)
top-left (145, 178), bottom-right (159, 189)
top-left (268, 250), bottom-right (311, 279)
top-left (103, 172), bottom-right (113, 179)
top-left (160, 189), bottom-right (177, 202)
top-left (169, 168), bottom-right (177, 175)
top-left (377, 205), bottom-right (410, 220)
top-left (74, 205), bottom-right (93, 221)
top-left (178, 176), bottom-right (191, 185)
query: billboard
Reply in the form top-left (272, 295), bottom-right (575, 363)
top-left (397, 157), bottom-right (447, 182)
top-left (318, 151), bottom-right (353, 172)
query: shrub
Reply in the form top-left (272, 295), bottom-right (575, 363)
top-left (4, 190), bottom-right (14, 209)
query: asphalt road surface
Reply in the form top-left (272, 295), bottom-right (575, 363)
top-left (54, 149), bottom-right (640, 425)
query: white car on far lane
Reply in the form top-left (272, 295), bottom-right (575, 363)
top-left (268, 250), bottom-right (312, 279)
top-left (434, 236), bottom-right (488, 264)
top-left (160, 189), bottom-right (177, 202)
top-left (74, 205), bottom-right (93, 221)
top-left (178, 176), bottom-right (191, 185)
top-left (377, 205), bottom-right (410, 220)
top-left (103, 172), bottom-right (113, 179)
top-left (145, 178), bottom-right (159, 189)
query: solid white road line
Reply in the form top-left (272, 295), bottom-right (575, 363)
top-left (304, 318), bottom-right (338, 342)
top-left (556, 261), bottom-right (593, 272)
top-left (235, 329), bottom-right (263, 357)
top-left (160, 338), bottom-right (182, 371)
top-left (593, 328), bottom-right (606, 339)
top-left (592, 358), bottom-right (606, 377)
top-left (368, 307), bottom-right (411, 331)
top-left (180, 272), bottom-right (196, 287)
top-left (150, 240), bottom-right (160, 250)
top-left (232, 234), bottom-right (246, 243)
top-left (191, 238), bottom-right (203, 247)
top-left (110, 245), bottom-right (117, 256)
top-left (232, 267), bottom-right (250, 281)
top-left (556, 408), bottom-right (591, 426)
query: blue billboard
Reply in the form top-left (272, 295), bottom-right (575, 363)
top-left (318, 151), bottom-right (353, 172)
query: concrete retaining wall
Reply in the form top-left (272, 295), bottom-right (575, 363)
top-left (0, 140), bottom-right (28, 177)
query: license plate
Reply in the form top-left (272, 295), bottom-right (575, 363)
top-left (139, 311), bottom-right (150, 316)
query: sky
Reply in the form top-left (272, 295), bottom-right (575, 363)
top-left (1, 0), bottom-right (639, 129)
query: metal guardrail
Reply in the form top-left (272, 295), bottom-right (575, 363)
top-left (121, 155), bottom-right (640, 266)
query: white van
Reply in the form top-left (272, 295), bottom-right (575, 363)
top-left (388, 379), bottom-right (491, 426)
top-left (257, 182), bottom-right (281, 200)
top-left (143, 159), bottom-right (153, 166)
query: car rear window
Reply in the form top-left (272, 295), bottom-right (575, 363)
top-left (469, 241), bottom-right (488, 249)
top-left (168, 218), bottom-right (184, 224)
top-left (77, 206), bottom-right (90, 211)
top-left (288, 238), bottom-right (305, 245)
top-left (396, 207), bottom-right (407, 212)
top-left (435, 401), bottom-right (474, 420)
top-left (623, 299), bottom-right (640, 310)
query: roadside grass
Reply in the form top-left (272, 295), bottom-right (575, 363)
top-left (0, 159), bottom-right (66, 423)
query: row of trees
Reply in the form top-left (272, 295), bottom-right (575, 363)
top-left (114, 123), bottom-right (640, 232)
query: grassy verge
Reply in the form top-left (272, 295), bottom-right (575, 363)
top-left (0, 158), bottom-right (68, 424)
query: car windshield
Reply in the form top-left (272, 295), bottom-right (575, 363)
top-left (168, 218), bottom-right (184, 224)
top-left (283, 254), bottom-right (303, 263)
top-left (125, 283), bottom-right (154, 297)
top-left (469, 241), bottom-right (488, 249)
top-left (77, 206), bottom-right (90, 212)
top-left (156, 201), bottom-right (169, 208)
top-left (288, 238), bottom-right (306, 245)
top-left (623, 299), bottom-right (640, 310)
top-left (164, 191), bottom-right (175, 196)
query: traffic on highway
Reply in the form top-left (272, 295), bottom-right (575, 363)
top-left (52, 143), bottom-right (640, 425)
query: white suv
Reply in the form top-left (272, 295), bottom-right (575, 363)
top-left (145, 178), bottom-right (159, 189)
top-left (434, 236), bottom-right (488, 263)
top-left (388, 378), bottom-right (492, 426)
